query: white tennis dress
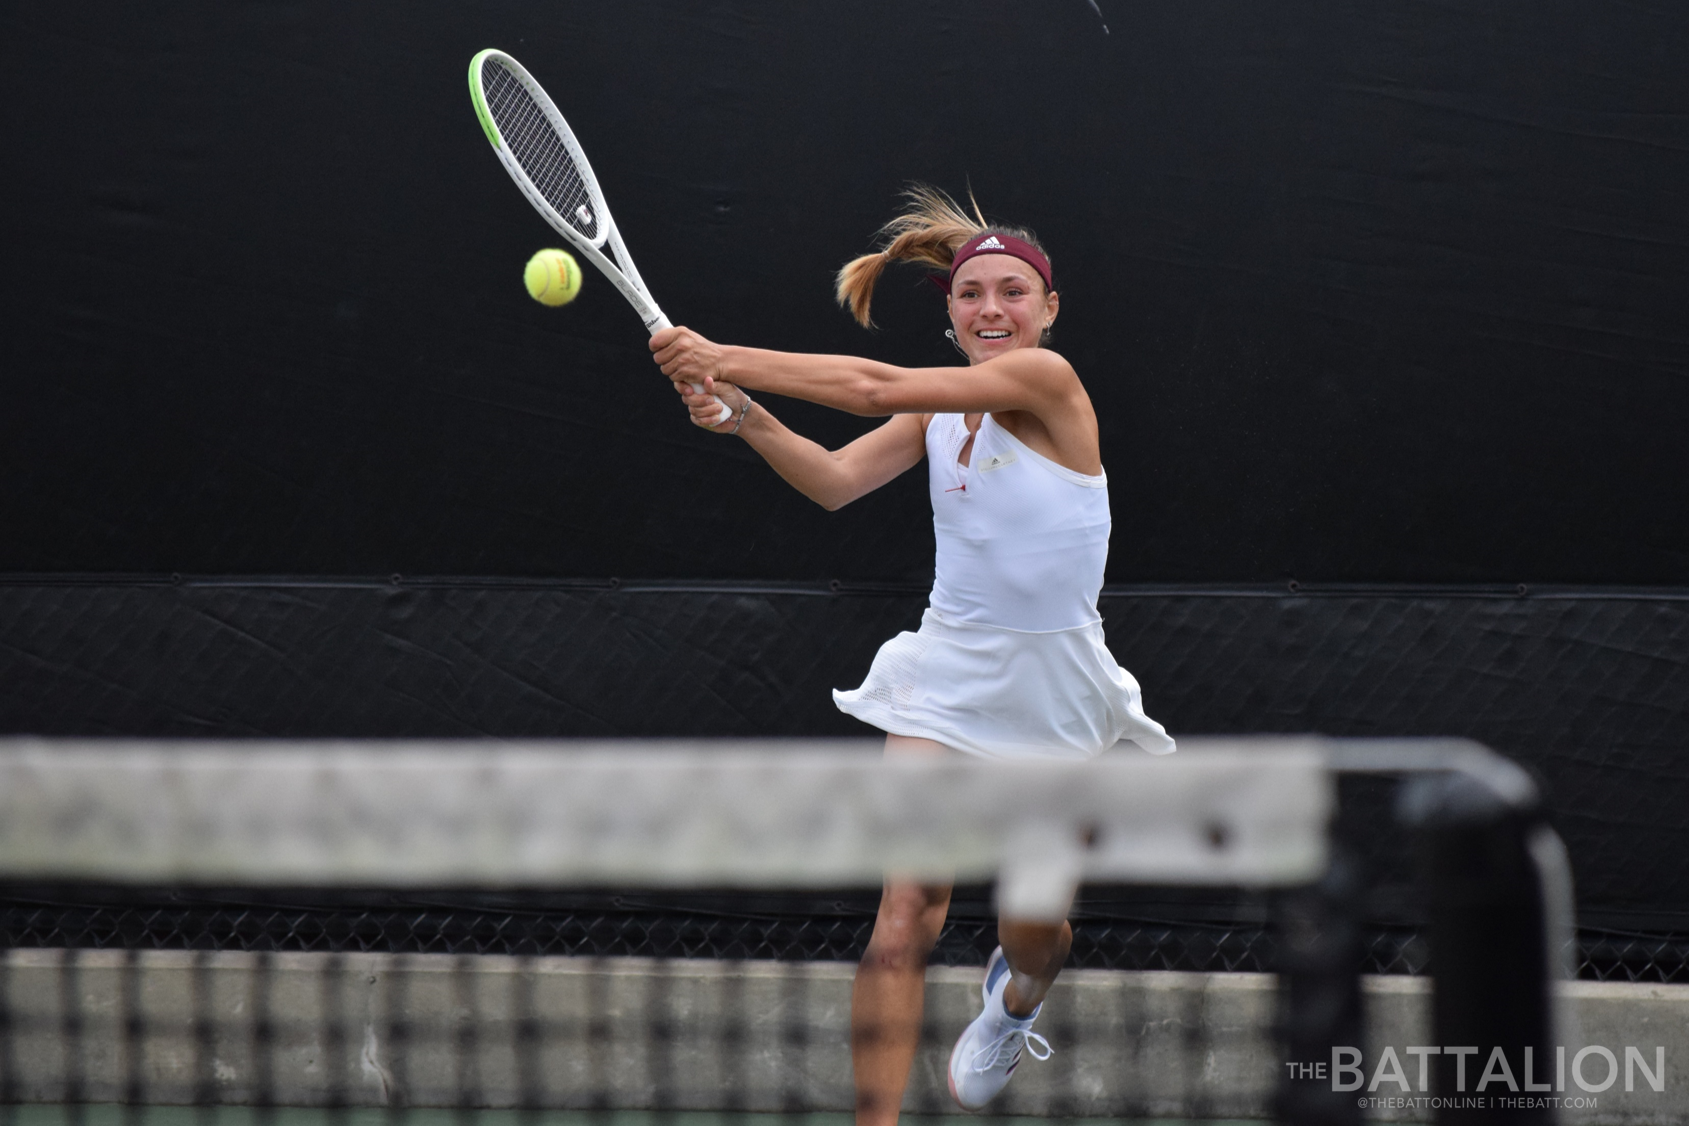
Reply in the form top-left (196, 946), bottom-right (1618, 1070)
top-left (834, 412), bottom-right (1175, 760)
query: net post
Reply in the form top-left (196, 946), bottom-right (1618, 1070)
top-left (1402, 771), bottom-right (1558, 1125)
top-left (1273, 850), bottom-right (1365, 1126)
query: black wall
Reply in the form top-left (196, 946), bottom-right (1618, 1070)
top-left (2, 4), bottom-right (1687, 932)
top-left (3, 1), bottom-right (1686, 582)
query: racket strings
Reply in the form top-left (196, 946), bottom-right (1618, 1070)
top-left (483, 61), bottom-right (600, 243)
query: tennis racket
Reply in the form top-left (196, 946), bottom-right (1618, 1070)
top-left (468, 49), bottom-right (731, 423)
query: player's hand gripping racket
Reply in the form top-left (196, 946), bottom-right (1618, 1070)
top-left (468, 49), bottom-right (731, 424)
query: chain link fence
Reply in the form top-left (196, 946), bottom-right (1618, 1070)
top-left (1, 891), bottom-right (1680, 983)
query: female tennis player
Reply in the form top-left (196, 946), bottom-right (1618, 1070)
top-left (651, 187), bottom-right (1174, 1122)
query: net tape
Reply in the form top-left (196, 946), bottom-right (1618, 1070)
top-left (0, 740), bottom-right (1332, 894)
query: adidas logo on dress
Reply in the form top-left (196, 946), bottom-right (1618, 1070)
top-left (974, 235), bottom-right (1005, 250)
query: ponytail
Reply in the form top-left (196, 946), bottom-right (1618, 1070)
top-left (835, 185), bottom-right (1051, 329)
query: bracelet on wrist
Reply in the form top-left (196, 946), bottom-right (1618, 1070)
top-left (727, 395), bottom-right (754, 435)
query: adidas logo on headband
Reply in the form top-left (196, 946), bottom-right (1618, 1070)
top-left (948, 231), bottom-right (1055, 290)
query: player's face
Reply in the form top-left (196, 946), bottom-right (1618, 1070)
top-left (947, 257), bottom-right (1058, 365)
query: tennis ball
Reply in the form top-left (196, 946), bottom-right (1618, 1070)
top-left (524, 248), bottom-right (582, 307)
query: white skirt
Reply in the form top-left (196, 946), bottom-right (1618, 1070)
top-left (833, 607), bottom-right (1176, 760)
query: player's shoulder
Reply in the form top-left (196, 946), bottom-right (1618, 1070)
top-left (992, 345), bottom-right (1072, 370)
top-left (990, 346), bottom-right (1080, 387)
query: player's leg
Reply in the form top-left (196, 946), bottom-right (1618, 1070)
top-left (947, 907), bottom-right (1071, 1108)
top-left (998, 916), bottom-right (1073, 1016)
top-left (853, 876), bottom-right (953, 1125)
top-left (853, 733), bottom-right (955, 1126)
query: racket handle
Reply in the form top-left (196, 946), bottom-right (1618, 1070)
top-left (648, 312), bottom-right (733, 426)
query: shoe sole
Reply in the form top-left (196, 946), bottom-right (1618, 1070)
top-left (948, 1030), bottom-right (1020, 1111)
top-left (948, 1031), bottom-right (985, 1111)
top-left (948, 1012), bottom-right (973, 1108)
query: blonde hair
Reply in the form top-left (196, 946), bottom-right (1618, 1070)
top-left (834, 185), bottom-right (1052, 329)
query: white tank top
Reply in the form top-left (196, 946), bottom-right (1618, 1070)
top-left (925, 412), bottom-right (1111, 632)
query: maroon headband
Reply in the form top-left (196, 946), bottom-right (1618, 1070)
top-left (947, 231), bottom-right (1054, 292)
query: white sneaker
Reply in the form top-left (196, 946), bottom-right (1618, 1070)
top-left (947, 946), bottom-right (1052, 1110)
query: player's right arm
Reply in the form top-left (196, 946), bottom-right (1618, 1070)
top-left (678, 379), bottom-right (926, 511)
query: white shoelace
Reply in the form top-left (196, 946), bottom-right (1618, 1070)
top-left (969, 1026), bottom-right (1053, 1073)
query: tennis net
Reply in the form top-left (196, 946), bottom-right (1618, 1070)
top-left (0, 737), bottom-right (1561, 1122)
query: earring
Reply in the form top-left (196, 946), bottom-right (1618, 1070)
top-left (944, 329), bottom-right (968, 357)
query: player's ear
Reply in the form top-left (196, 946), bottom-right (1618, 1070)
top-left (1043, 289), bottom-right (1059, 327)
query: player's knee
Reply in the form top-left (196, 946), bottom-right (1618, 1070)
top-left (862, 928), bottom-right (935, 971)
top-left (864, 889), bottom-right (945, 968)
top-left (883, 881), bottom-right (949, 922)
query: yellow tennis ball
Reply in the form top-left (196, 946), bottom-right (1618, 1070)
top-left (524, 248), bottom-right (581, 307)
